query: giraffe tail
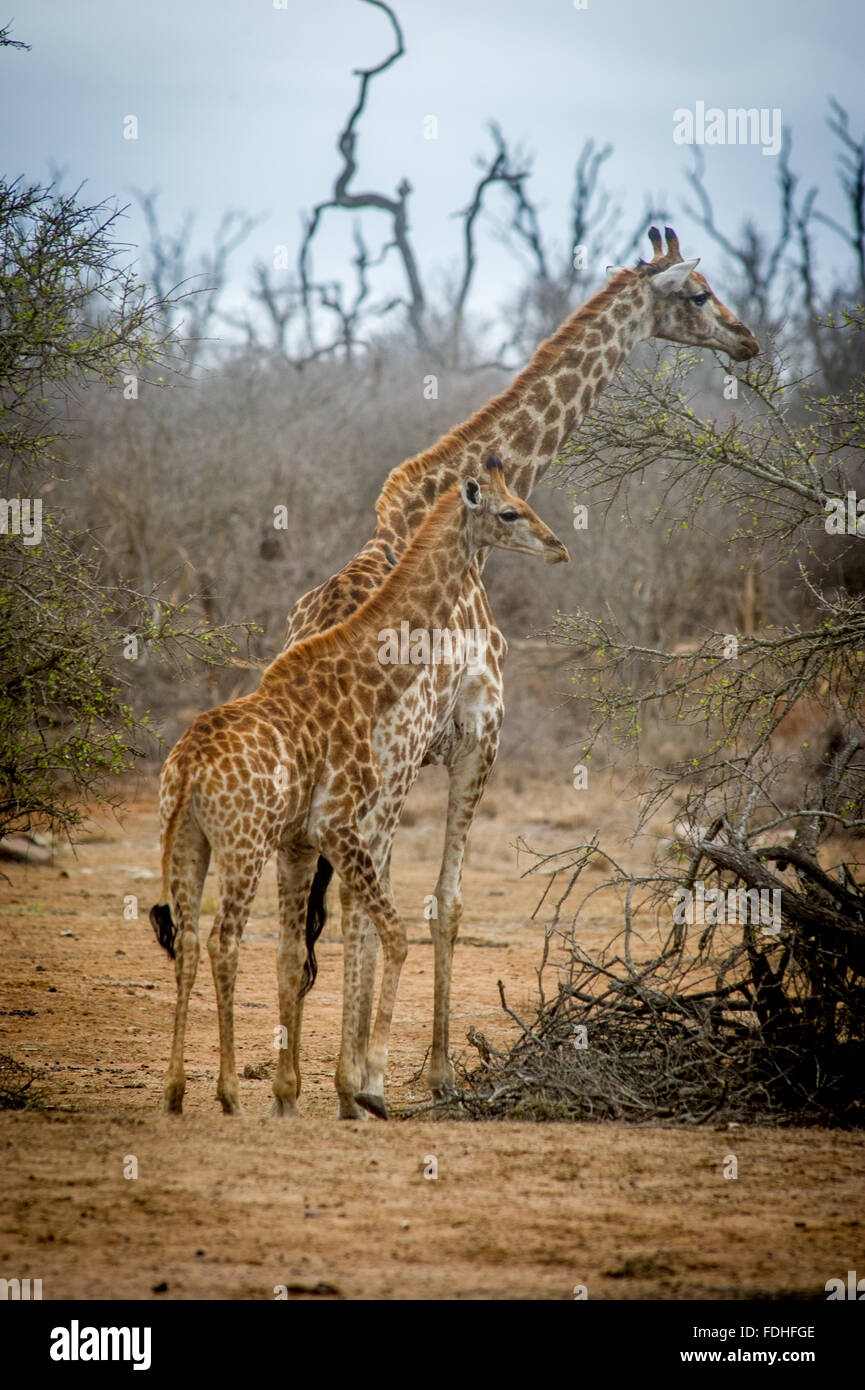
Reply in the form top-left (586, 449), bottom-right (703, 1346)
top-left (149, 752), bottom-right (196, 960)
top-left (300, 856), bottom-right (333, 996)
top-left (150, 902), bottom-right (177, 958)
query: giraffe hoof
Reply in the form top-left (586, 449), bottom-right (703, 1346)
top-left (162, 1085), bottom-right (185, 1115)
top-left (270, 1097), bottom-right (298, 1118)
top-left (431, 1084), bottom-right (457, 1103)
top-left (425, 1063), bottom-right (456, 1096)
top-left (355, 1091), bottom-right (388, 1120)
top-left (337, 1097), bottom-right (369, 1120)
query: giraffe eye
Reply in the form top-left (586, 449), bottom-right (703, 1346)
top-left (499, 509), bottom-right (519, 522)
top-left (690, 292), bottom-right (710, 307)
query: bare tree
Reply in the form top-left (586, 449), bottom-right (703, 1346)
top-left (684, 140), bottom-right (795, 335)
top-left (292, 1), bottom-right (643, 366)
top-left (684, 101), bottom-right (865, 388)
top-left (297, 0), bottom-right (427, 354)
top-left (0, 21), bottom-right (29, 50)
top-left (134, 191), bottom-right (259, 363)
top-left (814, 100), bottom-right (865, 294)
top-left (490, 135), bottom-right (670, 360)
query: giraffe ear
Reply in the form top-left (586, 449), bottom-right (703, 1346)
top-left (649, 258), bottom-right (700, 296)
top-left (461, 478), bottom-right (482, 509)
top-left (605, 265), bottom-right (628, 280)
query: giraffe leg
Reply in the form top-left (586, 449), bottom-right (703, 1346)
top-left (427, 729), bottom-right (500, 1096)
top-left (322, 830), bottom-right (406, 1121)
top-left (207, 857), bottom-right (265, 1116)
top-left (346, 690), bottom-right (433, 1101)
top-left (271, 845), bottom-right (317, 1118)
top-left (163, 819), bottom-right (210, 1115)
top-left (354, 846), bottom-right (398, 1103)
top-left (336, 880), bottom-right (375, 1120)
top-left (356, 913), bottom-right (380, 1088)
top-left (337, 848), bottom-right (397, 1116)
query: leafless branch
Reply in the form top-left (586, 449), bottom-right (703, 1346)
top-left (297, 0), bottom-right (428, 350)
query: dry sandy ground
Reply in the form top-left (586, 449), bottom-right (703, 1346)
top-left (1, 767), bottom-right (863, 1301)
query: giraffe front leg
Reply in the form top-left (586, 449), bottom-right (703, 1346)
top-left (358, 906), bottom-right (407, 1120)
top-left (322, 830), bottom-right (407, 1121)
top-left (334, 783), bottom-right (404, 1117)
top-left (271, 846), bottom-right (317, 1118)
top-left (427, 725), bottom-right (500, 1097)
top-left (335, 885), bottom-right (372, 1119)
top-left (356, 914), bottom-right (380, 1090)
top-left (338, 864), bottom-right (388, 1115)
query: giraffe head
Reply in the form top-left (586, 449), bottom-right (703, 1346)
top-left (462, 457), bottom-right (569, 564)
top-left (614, 226), bottom-right (759, 361)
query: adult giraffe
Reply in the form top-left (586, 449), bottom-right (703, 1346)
top-left (285, 227), bottom-right (759, 1119)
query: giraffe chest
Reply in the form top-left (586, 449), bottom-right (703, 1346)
top-left (284, 551), bottom-right (506, 778)
top-left (369, 584), bottom-right (506, 777)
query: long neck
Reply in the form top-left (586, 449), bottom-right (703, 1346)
top-left (374, 272), bottom-right (651, 544)
top-left (266, 488), bottom-right (477, 716)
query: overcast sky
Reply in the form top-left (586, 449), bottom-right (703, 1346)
top-left (4, 0), bottom-right (863, 341)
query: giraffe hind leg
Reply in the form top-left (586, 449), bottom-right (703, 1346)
top-left (271, 845), bottom-right (318, 1117)
top-left (207, 855), bottom-right (266, 1116)
top-left (161, 819), bottom-right (210, 1115)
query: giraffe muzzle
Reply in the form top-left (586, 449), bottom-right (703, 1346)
top-left (732, 326), bottom-right (760, 361)
top-left (544, 538), bottom-right (570, 565)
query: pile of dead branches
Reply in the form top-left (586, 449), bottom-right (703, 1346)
top-left (447, 957), bottom-right (860, 1127)
top-left (436, 831), bottom-right (865, 1128)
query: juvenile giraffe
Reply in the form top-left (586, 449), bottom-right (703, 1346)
top-left (285, 228), bottom-right (760, 1118)
top-left (150, 463), bottom-right (568, 1117)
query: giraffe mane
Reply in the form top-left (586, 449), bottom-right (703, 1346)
top-left (264, 484), bottom-right (467, 680)
top-left (374, 268), bottom-right (637, 522)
